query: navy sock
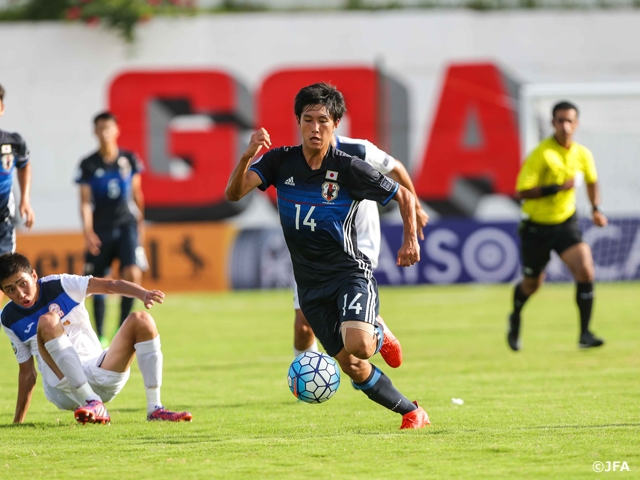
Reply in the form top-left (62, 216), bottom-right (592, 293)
top-left (93, 295), bottom-right (105, 337)
top-left (353, 364), bottom-right (416, 415)
top-left (513, 283), bottom-right (530, 316)
top-left (120, 297), bottom-right (134, 326)
top-left (576, 282), bottom-right (594, 334)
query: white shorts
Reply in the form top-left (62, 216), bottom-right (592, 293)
top-left (42, 349), bottom-right (130, 411)
top-left (293, 281), bottom-right (301, 310)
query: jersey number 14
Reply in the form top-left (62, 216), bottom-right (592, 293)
top-left (294, 204), bottom-right (316, 232)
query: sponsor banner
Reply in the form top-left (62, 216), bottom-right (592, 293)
top-left (16, 223), bottom-right (237, 292)
top-left (228, 218), bottom-right (640, 289)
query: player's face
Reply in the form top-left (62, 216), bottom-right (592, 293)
top-left (297, 105), bottom-right (339, 152)
top-left (552, 108), bottom-right (579, 142)
top-left (0, 99), bottom-right (4, 117)
top-left (1, 270), bottom-right (39, 308)
top-left (94, 119), bottom-right (120, 145)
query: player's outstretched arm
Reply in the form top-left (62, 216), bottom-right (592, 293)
top-left (14, 357), bottom-right (37, 423)
top-left (226, 128), bottom-right (271, 201)
top-left (87, 277), bottom-right (164, 309)
top-left (394, 185), bottom-right (420, 267)
top-left (387, 160), bottom-right (429, 240)
top-left (17, 163), bottom-right (34, 229)
top-left (587, 182), bottom-right (608, 227)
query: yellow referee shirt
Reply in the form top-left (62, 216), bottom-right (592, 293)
top-left (516, 137), bottom-right (598, 224)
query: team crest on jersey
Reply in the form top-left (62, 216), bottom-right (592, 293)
top-left (1, 154), bottom-right (14, 171)
top-left (49, 303), bottom-right (64, 318)
top-left (118, 156), bottom-right (131, 178)
top-left (1, 144), bottom-right (11, 154)
top-left (321, 181), bottom-right (340, 202)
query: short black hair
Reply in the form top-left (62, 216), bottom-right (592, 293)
top-left (0, 253), bottom-right (33, 287)
top-left (552, 101), bottom-right (579, 118)
top-left (0, 84), bottom-right (4, 103)
top-left (93, 111), bottom-right (118, 126)
top-left (294, 83), bottom-right (346, 122)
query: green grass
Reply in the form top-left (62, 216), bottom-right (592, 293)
top-left (0, 283), bottom-right (638, 479)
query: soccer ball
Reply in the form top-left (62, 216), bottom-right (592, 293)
top-left (287, 352), bottom-right (340, 403)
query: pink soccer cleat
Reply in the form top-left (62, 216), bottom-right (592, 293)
top-left (74, 400), bottom-right (111, 425)
top-left (377, 318), bottom-right (403, 368)
top-left (400, 401), bottom-right (430, 430)
top-left (147, 407), bottom-right (193, 422)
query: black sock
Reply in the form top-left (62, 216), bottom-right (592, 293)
top-left (93, 295), bottom-right (105, 337)
top-left (120, 297), bottom-right (134, 326)
top-left (576, 282), bottom-right (594, 334)
top-left (513, 283), bottom-right (530, 316)
top-left (353, 365), bottom-right (416, 415)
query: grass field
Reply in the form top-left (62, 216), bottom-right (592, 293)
top-left (0, 282), bottom-right (638, 479)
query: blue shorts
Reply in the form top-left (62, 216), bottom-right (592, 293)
top-left (297, 276), bottom-right (380, 357)
top-left (84, 222), bottom-right (138, 277)
top-left (0, 220), bottom-right (15, 255)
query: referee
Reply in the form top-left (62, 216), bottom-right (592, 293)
top-left (508, 101), bottom-right (607, 351)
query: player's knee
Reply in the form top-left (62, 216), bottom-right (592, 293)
top-left (37, 312), bottom-right (63, 337)
top-left (522, 277), bottom-right (543, 295)
top-left (124, 310), bottom-right (157, 335)
top-left (341, 326), bottom-right (376, 360)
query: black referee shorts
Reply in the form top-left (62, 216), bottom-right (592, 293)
top-left (519, 213), bottom-right (583, 278)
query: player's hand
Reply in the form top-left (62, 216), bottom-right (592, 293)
top-left (244, 128), bottom-right (272, 159)
top-left (142, 289), bottom-right (165, 309)
top-left (19, 201), bottom-right (35, 229)
top-left (559, 178), bottom-right (575, 191)
top-left (416, 207), bottom-right (429, 241)
top-left (84, 231), bottom-right (102, 256)
top-left (593, 210), bottom-right (608, 227)
top-left (397, 236), bottom-right (420, 267)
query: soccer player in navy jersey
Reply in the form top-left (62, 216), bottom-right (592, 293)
top-left (76, 112), bottom-right (146, 347)
top-left (0, 252), bottom-right (192, 425)
top-left (0, 84), bottom-right (35, 303)
top-left (226, 83), bottom-right (429, 429)
top-left (292, 134), bottom-right (429, 366)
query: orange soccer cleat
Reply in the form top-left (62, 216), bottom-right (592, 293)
top-left (400, 401), bottom-right (430, 430)
top-left (147, 407), bottom-right (193, 422)
top-left (74, 400), bottom-right (111, 425)
top-left (377, 318), bottom-right (403, 368)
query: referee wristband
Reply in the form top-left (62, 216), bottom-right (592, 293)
top-left (539, 185), bottom-right (560, 197)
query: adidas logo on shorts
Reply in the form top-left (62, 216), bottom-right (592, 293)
top-left (284, 177), bottom-right (295, 186)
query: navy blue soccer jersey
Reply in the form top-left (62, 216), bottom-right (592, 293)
top-left (0, 130), bottom-right (30, 221)
top-left (249, 145), bottom-right (399, 288)
top-left (75, 150), bottom-right (143, 228)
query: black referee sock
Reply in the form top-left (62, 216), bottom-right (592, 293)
top-left (576, 282), bottom-right (594, 334)
top-left (120, 297), bottom-right (135, 326)
top-left (93, 295), bottom-right (106, 337)
top-left (513, 282), bottom-right (530, 316)
top-left (352, 365), bottom-right (416, 415)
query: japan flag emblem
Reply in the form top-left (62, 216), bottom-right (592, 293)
top-left (325, 170), bottom-right (338, 181)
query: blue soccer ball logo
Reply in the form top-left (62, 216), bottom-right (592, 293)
top-left (288, 352), bottom-right (340, 403)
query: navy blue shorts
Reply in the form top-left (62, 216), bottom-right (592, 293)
top-left (0, 220), bottom-right (15, 255)
top-left (84, 222), bottom-right (138, 277)
top-left (297, 275), bottom-right (380, 357)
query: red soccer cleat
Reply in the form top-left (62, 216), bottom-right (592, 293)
top-left (147, 407), bottom-right (193, 422)
top-left (400, 401), bottom-right (430, 430)
top-left (74, 400), bottom-right (111, 425)
top-left (377, 318), bottom-right (403, 368)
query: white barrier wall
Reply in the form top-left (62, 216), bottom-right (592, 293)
top-left (2, 11), bottom-right (640, 231)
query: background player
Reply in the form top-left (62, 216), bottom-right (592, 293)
top-left (0, 252), bottom-right (191, 425)
top-left (0, 83), bottom-right (35, 303)
top-left (293, 134), bottom-right (429, 361)
top-left (508, 101), bottom-right (607, 351)
top-left (76, 112), bottom-right (145, 347)
top-left (226, 82), bottom-right (429, 429)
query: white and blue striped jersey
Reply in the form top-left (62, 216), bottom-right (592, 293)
top-left (335, 136), bottom-right (396, 268)
top-left (0, 130), bottom-right (30, 222)
top-left (250, 145), bottom-right (399, 288)
top-left (1, 275), bottom-right (101, 386)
